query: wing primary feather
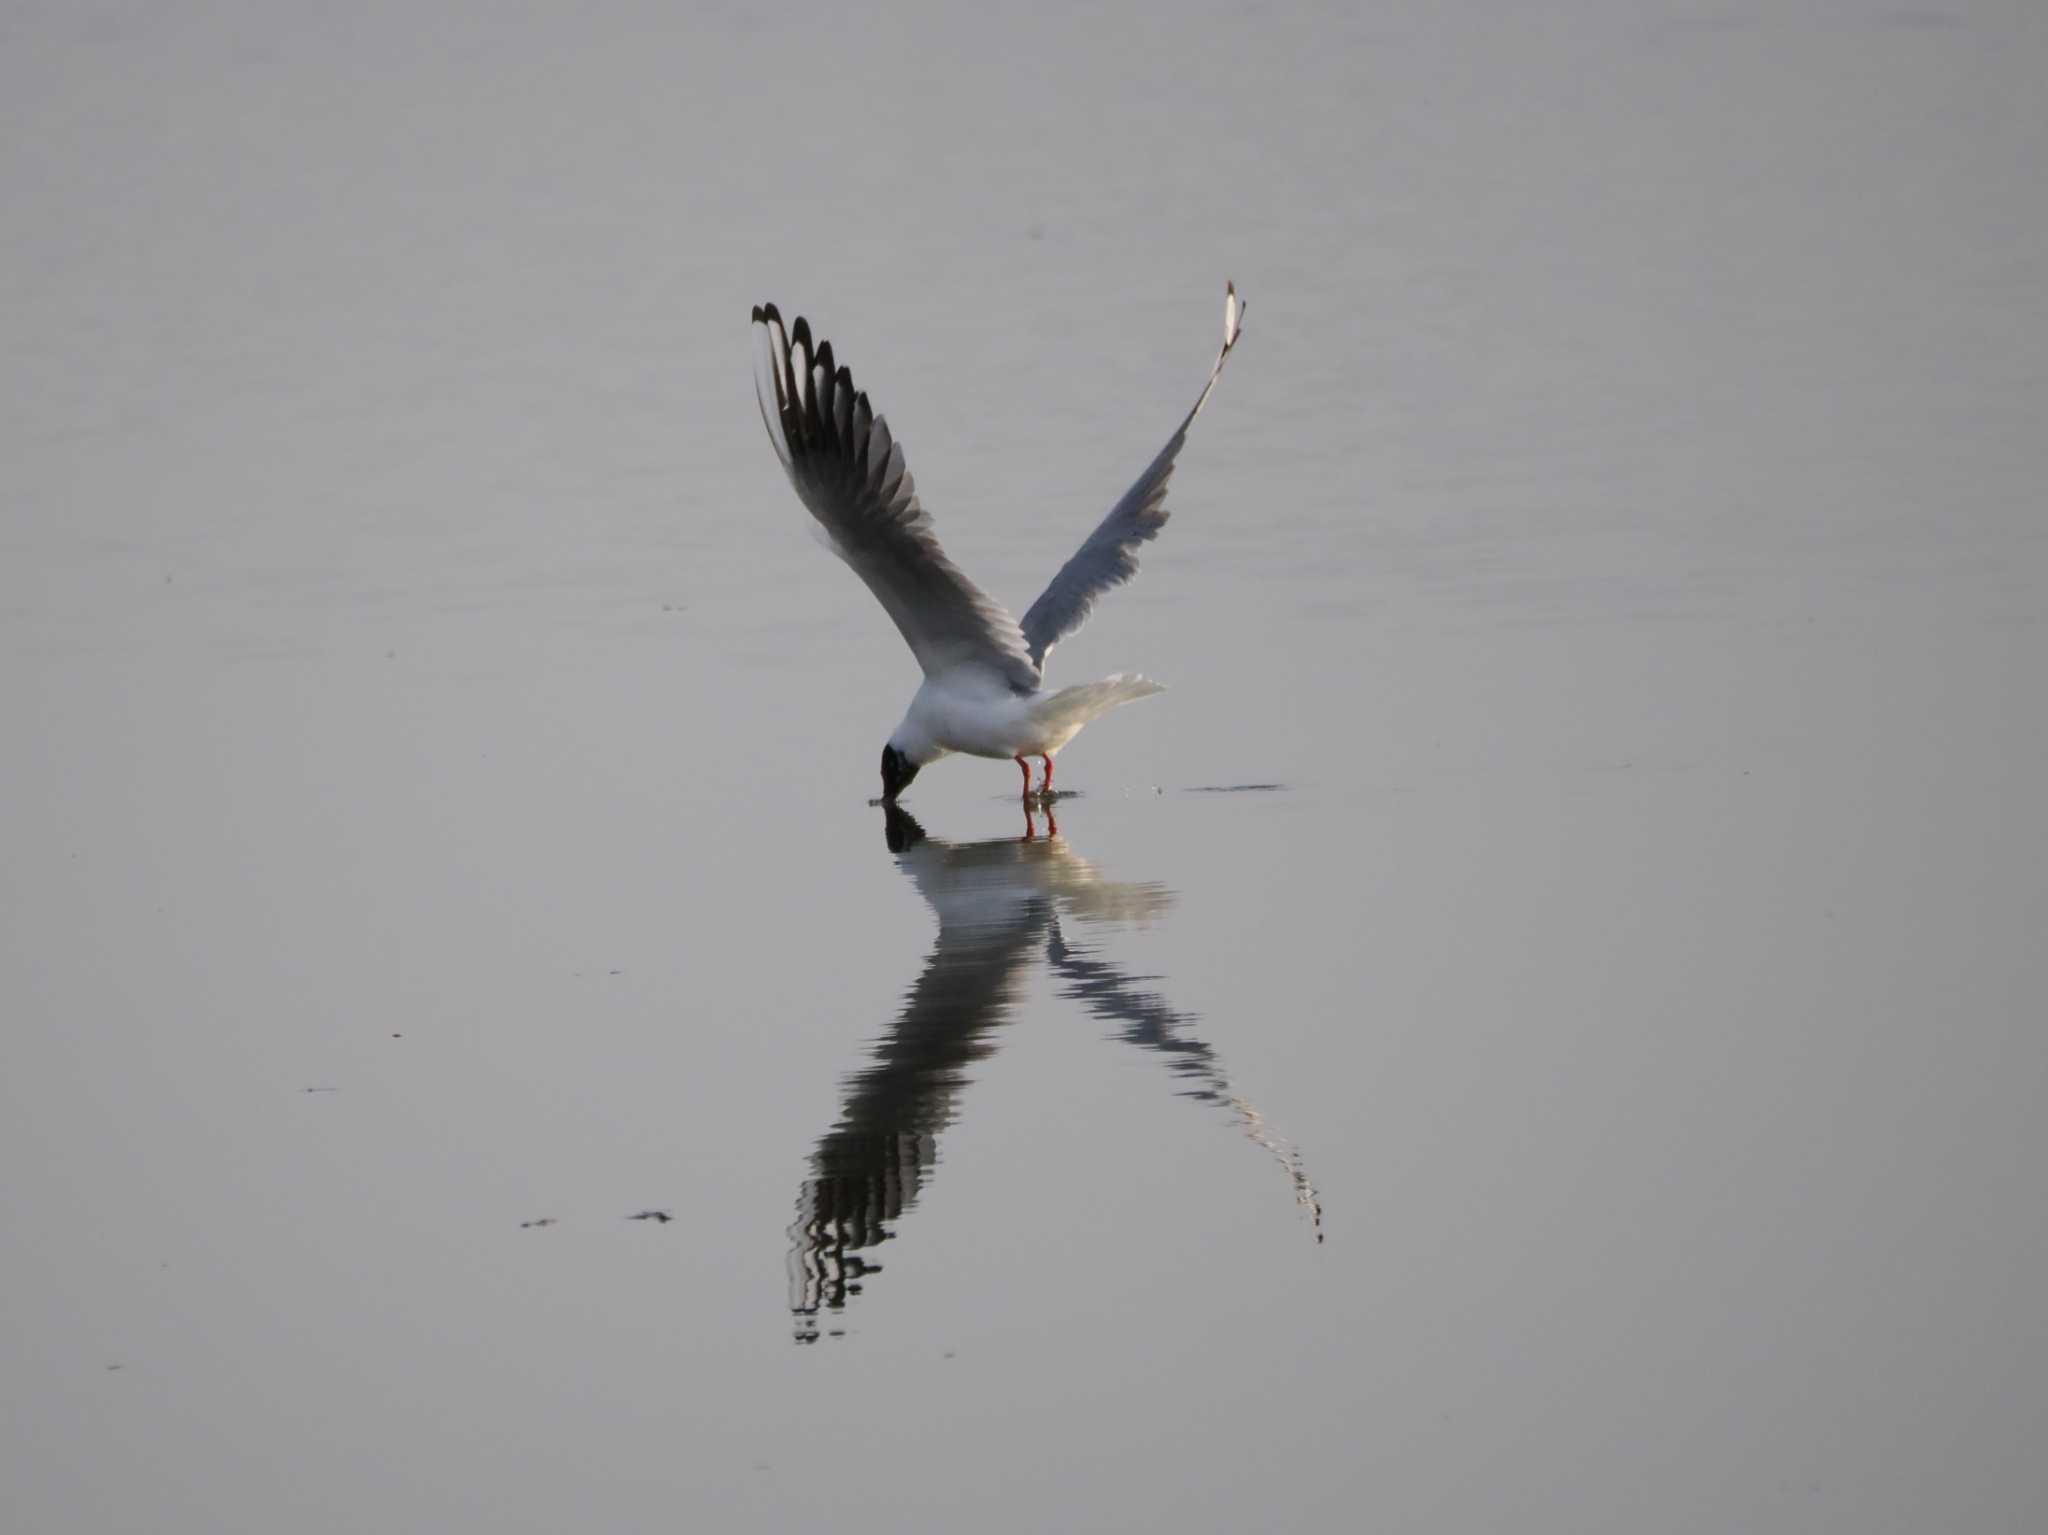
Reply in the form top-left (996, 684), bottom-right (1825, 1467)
top-left (814, 341), bottom-right (837, 448)
top-left (878, 436), bottom-right (907, 506)
top-left (832, 367), bottom-right (854, 447)
top-left (809, 362), bottom-right (831, 447)
top-left (851, 390), bottom-right (874, 474)
top-left (789, 318), bottom-right (813, 432)
top-left (766, 309), bottom-right (793, 439)
top-left (752, 314), bottom-right (794, 468)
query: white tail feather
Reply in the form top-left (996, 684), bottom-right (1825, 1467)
top-left (1031, 672), bottom-right (1167, 746)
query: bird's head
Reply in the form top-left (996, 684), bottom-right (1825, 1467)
top-left (880, 743), bottom-right (921, 802)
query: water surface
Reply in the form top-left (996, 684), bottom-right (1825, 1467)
top-left (4, 3), bottom-right (2044, 1531)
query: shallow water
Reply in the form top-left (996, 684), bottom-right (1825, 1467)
top-left (5, 3), bottom-right (2045, 1531)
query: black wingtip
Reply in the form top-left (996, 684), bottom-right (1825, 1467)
top-left (792, 315), bottom-right (812, 349)
top-left (756, 302), bottom-right (783, 327)
top-left (751, 303), bottom-right (764, 324)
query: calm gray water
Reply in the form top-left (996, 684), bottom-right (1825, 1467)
top-left (5, 2), bottom-right (2044, 1530)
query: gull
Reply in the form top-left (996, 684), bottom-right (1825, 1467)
top-left (751, 284), bottom-right (1245, 802)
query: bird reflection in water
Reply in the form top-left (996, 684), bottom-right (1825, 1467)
top-left (788, 803), bottom-right (1320, 1343)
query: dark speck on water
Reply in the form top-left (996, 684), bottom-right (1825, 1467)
top-left (627, 1210), bottom-right (673, 1223)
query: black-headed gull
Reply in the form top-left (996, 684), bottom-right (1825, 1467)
top-left (751, 285), bottom-right (1244, 802)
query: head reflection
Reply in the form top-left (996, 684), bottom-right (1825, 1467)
top-left (788, 804), bottom-right (1318, 1343)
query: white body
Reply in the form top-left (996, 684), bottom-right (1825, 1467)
top-left (892, 666), bottom-right (1166, 767)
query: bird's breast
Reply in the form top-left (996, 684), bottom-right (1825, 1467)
top-left (908, 674), bottom-right (1045, 760)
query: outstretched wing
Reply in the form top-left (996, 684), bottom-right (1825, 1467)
top-left (1019, 283), bottom-right (1245, 672)
top-left (752, 304), bottom-right (1040, 691)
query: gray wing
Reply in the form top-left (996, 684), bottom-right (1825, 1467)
top-left (1019, 283), bottom-right (1245, 672)
top-left (752, 304), bottom-right (1040, 691)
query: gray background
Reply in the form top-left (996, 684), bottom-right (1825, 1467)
top-left (4, 1), bottom-right (2043, 1530)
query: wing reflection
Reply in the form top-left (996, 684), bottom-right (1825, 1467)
top-left (788, 804), bottom-right (1318, 1342)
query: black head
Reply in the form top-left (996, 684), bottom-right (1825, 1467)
top-left (880, 743), bottom-right (920, 801)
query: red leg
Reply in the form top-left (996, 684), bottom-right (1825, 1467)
top-left (1041, 754), bottom-right (1054, 792)
top-left (1015, 756), bottom-right (1031, 797)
